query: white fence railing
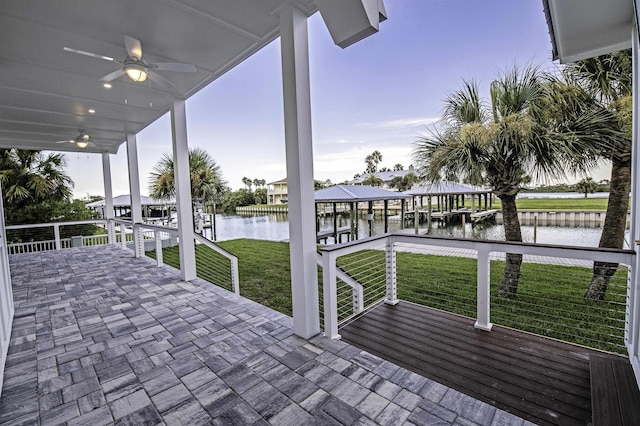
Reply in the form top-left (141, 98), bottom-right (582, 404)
top-left (320, 233), bottom-right (635, 354)
top-left (6, 220), bottom-right (108, 254)
top-left (6, 219), bottom-right (239, 295)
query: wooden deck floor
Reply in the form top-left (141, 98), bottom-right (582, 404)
top-left (339, 301), bottom-right (621, 426)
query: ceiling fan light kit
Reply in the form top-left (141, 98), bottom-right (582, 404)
top-left (124, 60), bottom-right (148, 82)
top-left (64, 35), bottom-right (195, 89)
top-left (56, 131), bottom-right (93, 149)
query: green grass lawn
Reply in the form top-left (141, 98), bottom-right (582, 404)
top-left (491, 197), bottom-right (614, 211)
top-left (149, 238), bottom-right (627, 354)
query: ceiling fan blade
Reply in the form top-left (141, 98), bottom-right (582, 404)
top-left (124, 35), bottom-right (143, 59)
top-left (148, 72), bottom-right (175, 90)
top-left (151, 63), bottom-right (196, 73)
top-left (100, 69), bottom-right (125, 82)
top-left (55, 140), bottom-right (74, 144)
top-left (63, 47), bottom-right (115, 62)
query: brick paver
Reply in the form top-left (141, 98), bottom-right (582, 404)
top-left (0, 245), bottom-right (532, 425)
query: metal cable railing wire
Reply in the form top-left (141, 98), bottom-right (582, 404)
top-left (490, 256), bottom-right (627, 353)
top-left (388, 240), bottom-right (628, 354)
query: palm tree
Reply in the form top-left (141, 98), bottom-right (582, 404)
top-left (362, 174), bottom-right (383, 187)
top-left (563, 50), bottom-right (632, 300)
top-left (0, 149), bottom-right (80, 239)
top-left (393, 163), bottom-right (404, 171)
top-left (365, 150), bottom-right (383, 174)
top-left (574, 177), bottom-right (598, 198)
top-left (149, 147), bottom-right (228, 207)
top-left (413, 66), bottom-right (617, 297)
top-left (390, 173), bottom-right (417, 192)
top-left (0, 149), bottom-right (73, 206)
top-left (241, 177), bottom-right (252, 191)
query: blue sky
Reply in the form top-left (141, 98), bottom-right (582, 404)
top-left (66, 0), bottom-right (610, 198)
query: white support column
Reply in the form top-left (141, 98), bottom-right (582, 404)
top-left (628, 22), bottom-right (640, 384)
top-left (126, 133), bottom-right (143, 257)
top-left (475, 244), bottom-right (493, 331)
top-left (171, 98), bottom-right (197, 281)
top-left (279, 5), bottom-right (320, 338)
top-left (102, 153), bottom-right (116, 245)
top-left (322, 251), bottom-right (340, 339)
top-left (0, 186), bottom-right (13, 396)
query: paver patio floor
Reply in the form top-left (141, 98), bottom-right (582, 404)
top-left (0, 245), bottom-right (529, 425)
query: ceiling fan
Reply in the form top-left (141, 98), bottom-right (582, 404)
top-left (56, 130), bottom-right (95, 149)
top-left (64, 35), bottom-right (196, 90)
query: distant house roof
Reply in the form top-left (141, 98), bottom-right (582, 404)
top-left (86, 195), bottom-right (173, 208)
top-left (315, 185), bottom-right (410, 203)
top-left (403, 182), bottom-right (491, 196)
top-left (349, 169), bottom-right (414, 185)
top-left (268, 178), bottom-right (287, 185)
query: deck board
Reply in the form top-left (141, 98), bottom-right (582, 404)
top-left (590, 355), bottom-right (640, 426)
top-left (339, 301), bottom-right (615, 426)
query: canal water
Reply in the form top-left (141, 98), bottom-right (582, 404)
top-left (204, 212), bottom-right (627, 249)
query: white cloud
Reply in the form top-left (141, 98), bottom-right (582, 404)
top-left (358, 116), bottom-right (440, 130)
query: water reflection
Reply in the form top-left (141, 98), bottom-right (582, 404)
top-left (203, 213), bottom-right (621, 248)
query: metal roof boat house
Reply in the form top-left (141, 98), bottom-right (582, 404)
top-left (0, 1), bottom-right (639, 425)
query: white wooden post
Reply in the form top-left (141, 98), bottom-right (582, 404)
top-left (54, 224), bottom-right (61, 250)
top-left (134, 224), bottom-right (144, 256)
top-left (280, 5), bottom-right (320, 338)
top-left (475, 243), bottom-right (493, 331)
top-left (352, 285), bottom-right (364, 314)
top-left (154, 230), bottom-right (163, 267)
top-left (322, 251), bottom-right (340, 339)
top-left (119, 224), bottom-right (127, 249)
top-left (102, 153), bottom-right (116, 245)
top-left (171, 98), bottom-right (197, 281)
top-left (231, 257), bottom-right (240, 295)
top-left (126, 133), bottom-right (143, 258)
top-left (385, 239), bottom-right (398, 305)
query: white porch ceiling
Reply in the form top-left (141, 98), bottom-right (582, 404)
top-left (544, 0), bottom-right (634, 63)
top-left (0, 0), bottom-right (318, 154)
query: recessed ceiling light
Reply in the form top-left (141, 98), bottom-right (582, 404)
top-left (103, 83), bottom-right (112, 89)
top-left (88, 109), bottom-right (96, 114)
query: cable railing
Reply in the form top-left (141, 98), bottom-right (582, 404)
top-left (320, 233), bottom-right (634, 354)
top-left (193, 234), bottom-right (239, 294)
top-left (137, 220), bottom-right (239, 294)
top-left (127, 221), bottom-right (181, 271)
top-left (320, 236), bottom-right (389, 337)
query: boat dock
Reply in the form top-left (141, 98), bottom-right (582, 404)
top-left (470, 209), bottom-right (499, 223)
top-left (317, 226), bottom-right (352, 244)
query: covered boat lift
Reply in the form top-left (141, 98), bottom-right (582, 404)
top-left (403, 181), bottom-right (494, 231)
top-left (86, 194), bottom-right (174, 222)
top-left (314, 185), bottom-right (409, 243)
